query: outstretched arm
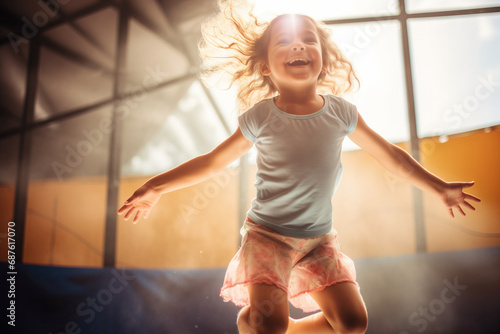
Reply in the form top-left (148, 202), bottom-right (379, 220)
top-left (118, 127), bottom-right (253, 223)
top-left (348, 113), bottom-right (481, 217)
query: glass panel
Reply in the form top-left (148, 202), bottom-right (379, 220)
top-left (24, 106), bottom-right (111, 267)
top-left (330, 21), bottom-right (409, 150)
top-left (0, 43), bottom-right (27, 133)
top-left (34, 8), bottom-right (118, 121)
top-left (0, 135), bottom-right (19, 262)
top-left (120, 81), bottom-right (228, 176)
top-left (406, 0), bottom-right (500, 13)
top-left (209, 86), bottom-right (239, 131)
top-left (117, 81), bottom-right (239, 268)
top-left (251, 0), bottom-right (400, 21)
top-left (124, 17), bottom-right (191, 94)
top-left (208, 86), bottom-right (258, 165)
top-left (409, 13), bottom-right (500, 138)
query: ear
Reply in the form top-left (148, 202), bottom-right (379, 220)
top-left (260, 61), bottom-right (271, 76)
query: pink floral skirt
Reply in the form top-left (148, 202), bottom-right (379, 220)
top-left (220, 218), bottom-right (358, 313)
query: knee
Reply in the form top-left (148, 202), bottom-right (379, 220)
top-left (334, 310), bottom-right (368, 333)
top-left (248, 306), bottom-right (289, 334)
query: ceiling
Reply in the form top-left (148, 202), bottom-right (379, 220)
top-left (0, 0), bottom-right (233, 182)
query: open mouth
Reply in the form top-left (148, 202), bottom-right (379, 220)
top-left (287, 58), bottom-right (311, 66)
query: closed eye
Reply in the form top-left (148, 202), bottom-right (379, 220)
top-left (304, 36), bottom-right (318, 43)
top-left (277, 39), bottom-right (291, 45)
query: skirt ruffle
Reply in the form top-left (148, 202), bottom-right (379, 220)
top-left (220, 219), bottom-right (358, 313)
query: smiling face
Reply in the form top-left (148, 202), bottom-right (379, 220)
top-left (260, 15), bottom-right (324, 92)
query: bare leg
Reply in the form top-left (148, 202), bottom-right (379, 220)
top-left (237, 306), bottom-right (253, 334)
top-left (287, 282), bottom-right (368, 334)
top-left (287, 312), bottom-right (335, 334)
top-left (237, 283), bottom-right (290, 334)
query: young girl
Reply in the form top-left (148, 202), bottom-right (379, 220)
top-left (118, 2), bottom-right (480, 333)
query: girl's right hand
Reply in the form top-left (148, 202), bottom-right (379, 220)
top-left (117, 183), bottom-right (161, 224)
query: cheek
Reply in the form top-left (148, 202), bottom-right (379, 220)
top-left (269, 52), bottom-right (286, 69)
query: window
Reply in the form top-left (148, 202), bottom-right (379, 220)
top-left (409, 13), bottom-right (500, 137)
top-left (406, 0), bottom-right (500, 13)
top-left (251, 0), bottom-right (399, 21)
top-left (331, 21), bottom-right (409, 150)
top-left (24, 106), bottom-right (111, 266)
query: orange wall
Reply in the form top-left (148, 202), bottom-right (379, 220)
top-left (1, 167), bottom-right (241, 269)
top-left (420, 129), bottom-right (500, 252)
top-left (330, 128), bottom-right (500, 258)
top-left (332, 143), bottom-right (416, 258)
top-left (1, 128), bottom-right (499, 268)
top-left (0, 185), bottom-right (15, 264)
top-left (116, 167), bottom-right (240, 269)
top-left (23, 178), bottom-right (106, 267)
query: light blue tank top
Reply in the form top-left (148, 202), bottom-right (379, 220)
top-left (238, 94), bottom-right (358, 238)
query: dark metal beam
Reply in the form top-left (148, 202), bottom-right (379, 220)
top-left (0, 1), bottom-right (112, 46)
top-left (103, 6), bottom-right (129, 268)
top-left (0, 5), bottom-right (113, 74)
top-left (198, 79), bottom-right (232, 135)
top-left (40, 36), bottom-right (113, 75)
top-left (12, 38), bottom-right (41, 264)
top-left (399, 0), bottom-right (427, 253)
top-left (0, 71), bottom-right (197, 140)
top-left (322, 5), bottom-right (500, 25)
top-left (406, 5), bottom-right (500, 19)
top-left (238, 154), bottom-right (249, 245)
top-left (58, 6), bottom-right (114, 60)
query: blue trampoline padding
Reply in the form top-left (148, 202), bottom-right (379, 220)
top-left (1, 265), bottom-right (239, 334)
top-left (1, 246), bottom-right (499, 334)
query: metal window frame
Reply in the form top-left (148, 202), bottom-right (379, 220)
top-left (322, 2), bottom-right (500, 253)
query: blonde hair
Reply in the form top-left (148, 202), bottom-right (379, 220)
top-left (199, 0), bottom-right (359, 113)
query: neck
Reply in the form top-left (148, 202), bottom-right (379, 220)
top-left (274, 85), bottom-right (323, 115)
top-left (276, 84), bottom-right (317, 104)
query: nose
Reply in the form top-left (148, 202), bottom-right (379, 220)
top-left (291, 40), bottom-right (305, 51)
top-left (292, 44), bottom-right (305, 51)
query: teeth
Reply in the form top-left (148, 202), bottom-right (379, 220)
top-left (287, 58), bottom-right (309, 65)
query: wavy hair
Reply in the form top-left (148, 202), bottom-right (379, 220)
top-left (198, 0), bottom-right (359, 113)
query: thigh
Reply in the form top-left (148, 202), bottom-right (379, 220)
top-left (310, 282), bottom-right (368, 333)
top-left (247, 283), bottom-right (290, 333)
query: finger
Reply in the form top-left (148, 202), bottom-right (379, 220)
top-left (464, 193), bottom-right (481, 202)
top-left (124, 208), bottom-right (137, 221)
top-left (125, 194), bottom-right (138, 204)
top-left (144, 209), bottom-right (150, 219)
top-left (459, 181), bottom-right (475, 188)
top-left (133, 210), bottom-right (142, 224)
top-left (457, 205), bottom-right (466, 216)
top-left (117, 204), bottom-right (129, 215)
top-left (448, 208), bottom-right (454, 218)
top-left (463, 200), bottom-right (476, 211)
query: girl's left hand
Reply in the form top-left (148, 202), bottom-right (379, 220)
top-left (439, 181), bottom-right (481, 218)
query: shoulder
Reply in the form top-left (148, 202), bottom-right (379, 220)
top-left (248, 97), bottom-right (273, 113)
top-left (323, 94), bottom-right (355, 110)
top-left (323, 94), bottom-right (358, 132)
top-left (237, 97), bottom-right (274, 141)
top-left (239, 97), bottom-right (273, 121)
